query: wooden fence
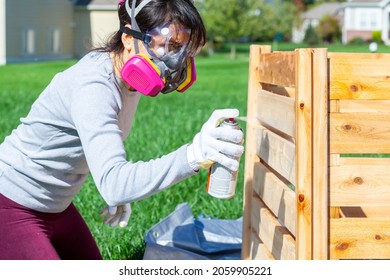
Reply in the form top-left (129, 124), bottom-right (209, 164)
top-left (242, 45), bottom-right (390, 260)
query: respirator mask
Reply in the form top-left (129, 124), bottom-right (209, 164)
top-left (120, 0), bottom-right (196, 97)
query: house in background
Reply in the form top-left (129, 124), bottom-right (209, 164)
top-left (0, 0), bottom-right (75, 65)
top-left (292, 2), bottom-right (343, 43)
top-left (293, 0), bottom-right (390, 45)
top-left (341, 0), bottom-right (390, 44)
top-left (0, 0), bottom-right (119, 65)
top-left (73, 0), bottom-right (119, 58)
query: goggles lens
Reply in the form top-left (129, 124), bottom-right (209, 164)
top-left (144, 23), bottom-right (191, 62)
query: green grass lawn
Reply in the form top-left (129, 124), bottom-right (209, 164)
top-left (1, 42), bottom-right (390, 259)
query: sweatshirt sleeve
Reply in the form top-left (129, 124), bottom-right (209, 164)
top-left (70, 83), bottom-right (196, 206)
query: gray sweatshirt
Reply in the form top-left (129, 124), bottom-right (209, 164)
top-left (0, 51), bottom-right (196, 213)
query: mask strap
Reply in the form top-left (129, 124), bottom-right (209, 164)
top-left (134, 0), bottom-right (152, 16)
top-left (125, 0), bottom-right (153, 54)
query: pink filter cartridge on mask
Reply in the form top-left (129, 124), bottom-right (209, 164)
top-left (121, 55), bottom-right (164, 97)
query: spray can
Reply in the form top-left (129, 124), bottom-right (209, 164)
top-left (206, 118), bottom-right (242, 199)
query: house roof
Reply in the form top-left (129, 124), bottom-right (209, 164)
top-left (302, 3), bottom-right (342, 20)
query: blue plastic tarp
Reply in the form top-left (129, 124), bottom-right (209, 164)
top-left (143, 203), bottom-right (242, 260)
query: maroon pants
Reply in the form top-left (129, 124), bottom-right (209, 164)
top-left (0, 193), bottom-right (102, 260)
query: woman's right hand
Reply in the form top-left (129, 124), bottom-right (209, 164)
top-left (187, 108), bottom-right (244, 172)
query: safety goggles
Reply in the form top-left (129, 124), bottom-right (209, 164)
top-left (121, 22), bottom-right (190, 70)
top-left (143, 23), bottom-right (191, 60)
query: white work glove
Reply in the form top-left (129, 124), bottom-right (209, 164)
top-left (100, 203), bottom-right (131, 228)
top-left (187, 108), bottom-right (244, 171)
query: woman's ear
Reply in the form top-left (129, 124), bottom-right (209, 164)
top-left (122, 33), bottom-right (133, 51)
top-left (122, 24), bottom-right (133, 51)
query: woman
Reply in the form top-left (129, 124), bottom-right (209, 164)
top-left (0, 0), bottom-right (244, 260)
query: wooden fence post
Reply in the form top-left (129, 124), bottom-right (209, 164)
top-left (295, 48), bottom-right (313, 259)
top-left (311, 48), bottom-right (329, 259)
top-left (242, 45), bottom-right (271, 260)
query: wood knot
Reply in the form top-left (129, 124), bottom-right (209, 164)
top-left (350, 85), bottom-right (359, 92)
top-left (343, 124), bottom-right (352, 131)
top-left (336, 242), bottom-right (348, 251)
top-left (298, 194), bottom-right (305, 203)
top-left (353, 177), bottom-right (364, 185)
top-left (375, 235), bottom-right (382, 240)
top-left (339, 123), bottom-right (361, 134)
top-left (299, 103), bottom-right (305, 109)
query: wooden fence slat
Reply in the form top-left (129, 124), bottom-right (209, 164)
top-left (295, 48), bottom-right (313, 260)
top-left (250, 230), bottom-right (275, 260)
top-left (251, 196), bottom-right (296, 260)
top-left (330, 165), bottom-right (390, 206)
top-left (311, 48), bottom-right (329, 260)
top-left (330, 112), bottom-right (390, 153)
top-left (242, 45), bottom-right (271, 260)
top-left (258, 52), bottom-right (296, 87)
top-left (330, 218), bottom-right (390, 259)
top-left (328, 52), bottom-right (390, 60)
top-left (256, 125), bottom-right (296, 185)
top-left (253, 162), bottom-right (296, 235)
top-left (330, 77), bottom-right (390, 100)
top-left (329, 52), bottom-right (390, 76)
top-left (329, 53), bottom-right (390, 100)
top-left (256, 90), bottom-right (296, 138)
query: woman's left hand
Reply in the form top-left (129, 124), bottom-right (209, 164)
top-left (100, 203), bottom-right (131, 228)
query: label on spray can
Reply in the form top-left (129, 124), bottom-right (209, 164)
top-left (206, 118), bottom-right (241, 199)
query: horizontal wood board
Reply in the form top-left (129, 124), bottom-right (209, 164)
top-left (329, 52), bottom-right (390, 100)
top-left (256, 90), bottom-right (296, 138)
top-left (330, 112), bottom-right (390, 153)
top-left (257, 52), bottom-right (296, 87)
top-left (253, 162), bottom-right (296, 235)
top-left (330, 218), bottom-right (390, 259)
top-left (251, 195), bottom-right (296, 260)
top-left (256, 124), bottom-right (296, 185)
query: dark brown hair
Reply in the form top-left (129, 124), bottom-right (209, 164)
top-left (94, 0), bottom-right (206, 58)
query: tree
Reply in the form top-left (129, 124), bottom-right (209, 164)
top-left (303, 24), bottom-right (321, 46)
top-left (272, 0), bottom-right (301, 41)
top-left (246, 0), bottom-right (276, 42)
top-left (199, 0), bottom-right (254, 59)
top-left (245, 0), bottom-right (301, 43)
top-left (317, 14), bottom-right (341, 43)
top-left (196, 0), bottom-right (300, 56)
